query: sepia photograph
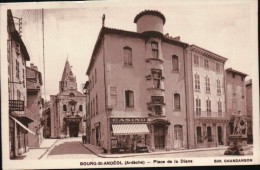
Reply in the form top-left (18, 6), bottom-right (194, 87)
top-left (1, 0), bottom-right (259, 169)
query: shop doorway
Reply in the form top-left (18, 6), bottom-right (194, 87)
top-left (69, 123), bottom-right (79, 137)
top-left (154, 123), bottom-right (165, 149)
top-left (217, 126), bottom-right (223, 145)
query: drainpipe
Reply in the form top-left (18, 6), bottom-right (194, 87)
top-left (183, 46), bottom-right (190, 149)
top-left (101, 31), bottom-right (110, 153)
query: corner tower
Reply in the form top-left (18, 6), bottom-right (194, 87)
top-left (134, 10), bottom-right (166, 34)
top-left (59, 60), bottom-right (77, 92)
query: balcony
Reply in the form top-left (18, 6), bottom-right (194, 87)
top-left (194, 111), bottom-right (224, 118)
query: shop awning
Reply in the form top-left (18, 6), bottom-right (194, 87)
top-left (10, 116), bottom-right (36, 135)
top-left (112, 124), bottom-right (149, 135)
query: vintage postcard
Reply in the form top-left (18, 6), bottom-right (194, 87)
top-left (1, 0), bottom-right (259, 169)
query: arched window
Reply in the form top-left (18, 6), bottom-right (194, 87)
top-left (123, 47), bottom-right (132, 66)
top-left (63, 104), bottom-right (67, 112)
top-left (205, 76), bottom-right (210, 92)
top-left (69, 93), bottom-right (75, 97)
top-left (174, 93), bottom-right (181, 110)
top-left (125, 90), bottom-right (134, 108)
top-left (79, 105), bottom-right (83, 112)
top-left (172, 55), bottom-right (179, 71)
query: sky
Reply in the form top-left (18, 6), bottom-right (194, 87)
top-left (10, 0), bottom-right (258, 101)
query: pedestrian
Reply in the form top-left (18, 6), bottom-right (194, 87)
top-left (133, 139), bottom-right (137, 153)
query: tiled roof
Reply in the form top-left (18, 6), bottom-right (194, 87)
top-left (134, 10), bottom-right (166, 24)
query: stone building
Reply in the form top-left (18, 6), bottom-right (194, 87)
top-left (225, 68), bottom-right (247, 141)
top-left (246, 79), bottom-right (253, 144)
top-left (186, 45), bottom-right (229, 149)
top-left (26, 63), bottom-right (44, 147)
top-left (50, 60), bottom-right (86, 138)
top-left (86, 10), bottom-right (190, 153)
top-left (7, 9), bottom-right (36, 158)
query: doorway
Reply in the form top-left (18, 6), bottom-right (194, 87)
top-left (69, 123), bottom-right (79, 137)
top-left (154, 124), bottom-right (165, 149)
top-left (217, 126), bottom-right (223, 145)
top-left (173, 125), bottom-right (183, 149)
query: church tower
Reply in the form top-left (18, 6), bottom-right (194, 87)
top-left (59, 60), bottom-right (77, 92)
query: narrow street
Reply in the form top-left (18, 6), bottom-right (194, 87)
top-left (44, 137), bottom-right (98, 159)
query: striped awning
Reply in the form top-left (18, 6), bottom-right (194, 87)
top-left (10, 116), bottom-right (36, 135)
top-left (112, 124), bottom-right (150, 135)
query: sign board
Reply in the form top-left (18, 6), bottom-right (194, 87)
top-left (9, 100), bottom-right (24, 111)
top-left (110, 118), bottom-right (147, 123)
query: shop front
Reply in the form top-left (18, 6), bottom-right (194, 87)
top-left (110, 118), bottom-right (150, 154)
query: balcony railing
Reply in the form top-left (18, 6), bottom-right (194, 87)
top-left (195, 111), bottom-right (223, 118)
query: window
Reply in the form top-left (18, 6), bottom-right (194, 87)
top-left (217, 79), bottom-right (221, 94)
top-left (174, 93), bottom-right (181, 110)
top-left (69, 93), bottom-right (75, 98)
top-left (150, 96), bottom-right (164, 115)
top-left (232, 82), bottom-right (236, 95)
top-left (216, 63), bottom-right (220, 72)
top-left (195, 98), bottom-right (201, 116)
top-left (17, 90), bottom-right (21, 100)
top-left (79, 105), bottom-right (82, 112)
top-left (196, 126), bottom-right (202, 143)
top-left (206, 99), bottom-right (211, 116)
top-left (218, 100), bottom-right (222, 116)
top-left (15, 42), bottom-right (20, 54)
top-left (207, 126), bottom-right (213, 142)
top-left (22, 69), bottom-right (25, 87)
top-left (123, 47), bottom-right (132, 66)
top-left (16, 60), bottom-right (20, 79)
top-left (172, 55), bottom-right (179, 71)
top-left (151, 41), bottom-right (159, 59)
top-left (194, 55), bottom-right (199, 66)
top-left (204, 59), bottom-right (209, 69)
top-left (93, 98), bottom-right (95, 116)
top-left (194, 74), bottom-right (200, 90)
top-left (174, 125), bottom-right (183, 140)
top-left (63, 105), bottom-right (67, 112)
top-left (154, 105), bottom-right (162, 115)
top-left (205, 76), bottom-right (210, 92)
top-left (151, 69), bottom-right (162, 88)
top-left (96, 94), bottom-right (98, 115)
top-left (109, 86), bottom-right (117, 106)
top-left (125, 90), bottom-right (134, 108)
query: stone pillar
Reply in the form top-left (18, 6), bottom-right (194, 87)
top-left (165, 125), bottom-right (171, 151)
top-left (223, 123), bottom-right (227, 146)
top-left (150, 125), bottom-right (155, 151)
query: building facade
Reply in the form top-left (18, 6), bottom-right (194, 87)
top-left (186, 45), bottom-right (229, 149)
top-left (7, 9), bottom-right (36, 158)
top-left (86, 10), bottom-right (190, 153)
top-left (26, 63), bottom-right (44, 147)
top-left (225, 68), bottom-right (247, 142)
top-left (85, 10), bottom-right (252, 153)
top-left (50, 60), bottom-right (86, 138)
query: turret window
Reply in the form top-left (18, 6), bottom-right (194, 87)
top-left (151, 41), bottom-right (159, 59)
